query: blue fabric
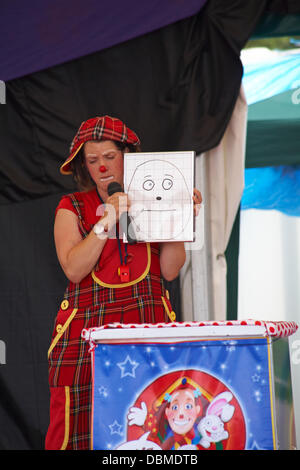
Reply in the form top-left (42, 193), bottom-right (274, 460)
top-left (0, 0), bottom-right (207, 81)
top-left (243, 52), bottom-right (300, 104)
top-left (241, 166), bottom-right (300, 217)
top-left (241, 51), bottom-right (300, 216)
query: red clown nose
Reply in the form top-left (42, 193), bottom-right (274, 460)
top-left (99, 165), bottom-right (107, 173)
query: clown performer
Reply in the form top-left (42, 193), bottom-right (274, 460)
top-left (45, 116), bottom-right (202, 450)
top-left (127, 377), bottom-right (209, 450)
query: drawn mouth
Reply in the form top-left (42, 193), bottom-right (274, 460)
top-left (141, 209), bottom-right (177, 212)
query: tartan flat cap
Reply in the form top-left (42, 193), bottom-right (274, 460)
top-left (60, 115), bottom-right (140, 175)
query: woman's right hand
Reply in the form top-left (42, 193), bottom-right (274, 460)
top-left (104, 191), bottom-right (130, 226)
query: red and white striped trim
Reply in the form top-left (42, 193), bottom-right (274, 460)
top-left (81, 319), bottom-right (298, 351)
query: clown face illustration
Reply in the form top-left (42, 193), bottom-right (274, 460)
top-left (127, 159), bottom-right (193, 241)
top-left (165, 389), bottom-right (201, 436)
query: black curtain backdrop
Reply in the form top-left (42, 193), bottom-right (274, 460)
top-left (1, 0), bottom-right (299, 450)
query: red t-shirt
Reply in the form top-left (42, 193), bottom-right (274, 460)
top-left (55, 189), bottom-right (105, 225)
top-left (54, 188), bottom-right (161, 285)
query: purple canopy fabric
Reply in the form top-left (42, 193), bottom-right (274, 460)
top-left (0, 0), bottom-right (207, 81)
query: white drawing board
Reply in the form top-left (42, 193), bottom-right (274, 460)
top-left (124, 151), bottom-right (194, 242)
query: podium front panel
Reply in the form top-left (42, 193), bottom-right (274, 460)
top-left (82, 321), bottom-right (298, 450)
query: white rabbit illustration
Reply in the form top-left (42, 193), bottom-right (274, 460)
top-left (198, 391), bottom-right (234, 449)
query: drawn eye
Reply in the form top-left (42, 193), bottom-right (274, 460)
top-left (185, 403), bottom-right (193, 410)
top-left (143, 179), bottom-right (155, 191)
top-left (171, 404), bottom-right (178, 411)
top-left (162, 178), bottom-right (173, 190)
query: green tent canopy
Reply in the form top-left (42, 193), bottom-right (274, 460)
top-left (246, 89), bottom-right (300, 168)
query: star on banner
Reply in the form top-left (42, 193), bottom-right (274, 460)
top-left (117, 355), bottom-right (139, 378)
top-left (109, 420), bottom-right (123, 436)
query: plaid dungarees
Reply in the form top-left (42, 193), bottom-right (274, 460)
top-left (46, 189), bottom-right (175, 450)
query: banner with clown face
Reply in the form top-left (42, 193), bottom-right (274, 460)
top-left (83, 321), bottom-right (297, 450)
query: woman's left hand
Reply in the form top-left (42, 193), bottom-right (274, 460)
top-left (193, 188), bottom-right (202, 216)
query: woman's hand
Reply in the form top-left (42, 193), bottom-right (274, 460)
top-left (192, 188), bottom-right (202, 216)
top-left (104, 191), bottom-right (130, 227)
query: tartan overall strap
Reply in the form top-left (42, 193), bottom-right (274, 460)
top-left (68, 192), bottom-right (103, 272)
top-left (68, 193), bottom-right (90, 239)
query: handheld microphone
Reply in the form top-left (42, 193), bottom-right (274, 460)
top-left (107, 182), bottom-right (137, 245)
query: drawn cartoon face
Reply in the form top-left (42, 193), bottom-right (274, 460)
top-left (127, 160), bottom-right (192, 240)
top-left (165, 389), bottom-right (201, 436)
